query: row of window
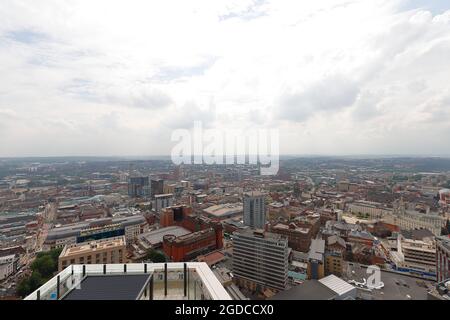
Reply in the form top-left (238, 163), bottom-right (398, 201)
top-left (61, 250), bottom-right (124, 268)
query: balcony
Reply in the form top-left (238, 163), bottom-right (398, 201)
top-left (24, 262), bottom-right (231, 300)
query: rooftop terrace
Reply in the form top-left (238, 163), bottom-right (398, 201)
top-left (25, 262), bottom-right (231, 300)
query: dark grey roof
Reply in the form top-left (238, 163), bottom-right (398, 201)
top-left (270, 280), bottom-right (336, 300)
top-left (46, 228), bottom-right (81, 240)
top-left (0, 214), bottom-right (36, 225)
top-left (63, 275), bottom-right (150, 300)
top-left (401, 228), bottom-right (434, 240)
top-left (115, 215), bottom-right (146, 227)
top-left (348, 230), bottom-right (375, 240)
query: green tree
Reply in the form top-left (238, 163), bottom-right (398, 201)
top-left (49, 248), bottom-right (63, 261)
top-left (31, 255), bottom-right (56, 278)
top-left (16, 248), bottom-right (62, 297)
top-left (17, 272), bottom-right (44, 298)
top-left (28, 271), bottom-right (45, 291)
top-left (16, 279), bottom-right (31, 298)
top-left (145, 249), bottom-right (166, 263)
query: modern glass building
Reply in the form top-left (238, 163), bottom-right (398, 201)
top-left (128, 176), bottom-right (150, 198)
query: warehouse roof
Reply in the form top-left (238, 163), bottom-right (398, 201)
top-left (203, 203), bottom-right (243, 218)
top-left (319, 275), bottom-right (355, 296)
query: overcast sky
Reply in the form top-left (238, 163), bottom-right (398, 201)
top-left (0, 0), bottom-right (450, 157)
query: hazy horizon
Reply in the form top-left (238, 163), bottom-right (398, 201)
top-left (2, 153), bottom-right (450, 160)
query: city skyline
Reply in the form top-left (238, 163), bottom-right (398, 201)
top-left (1, 0), bottom-right (450, 157)
top-left (1, 0), bottom-right (450, 308)
top-left (1, 147), bottom-right (449, 301)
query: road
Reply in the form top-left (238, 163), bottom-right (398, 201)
top-left (1, 203), bottom-right (57, 299)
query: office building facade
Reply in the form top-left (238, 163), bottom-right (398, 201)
top-left (163, 227), bottom-right (223, 262)
top-left (232, 229), bottom-right (288, 292)
top-left (436, 236), bottom-right (450, 282)
top-left (0, 254), bottom-right (18, 280)
top-left (128, 176), bottom-right (150, 198)
top-left (243, 191), bottom-right (266, 229)
top-left (58, 236), bottom-right (127, 271)
top-left (151, 179), bottom-right (165, 198)
top-left (44, 216), bottom-right (148, 250)
top-left (154, 194), bottom-right (174, 213)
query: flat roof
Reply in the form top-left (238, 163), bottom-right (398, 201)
top-left (234, 229), bottom-right (288, 242)
top-left (270, 280), bottom-right (336, 300)
top-left (154, 193), bottom-right (173, 198)
top-left (204, 203), bottom-right (243, 217)
top-left (138, 226), bottom-right (191, 246)
top-left (272, 223), bottom-right (310, 234)
top-left (63, 274), bottom-right (150, 300)
top-left (346, 263), bottom-right (434, 300)
top-left (174, 228), bottom-right (215, 243)
top-left (198, 251), bottom-right (225, 266)
top-left (308, 239), bottom-right (325, 260)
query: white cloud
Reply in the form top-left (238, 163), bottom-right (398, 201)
top-left (0, 0), bottom-right (449, 156)
top-left (277, 74), bottom-right (360, 122)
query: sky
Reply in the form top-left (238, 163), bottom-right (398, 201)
top-left (0, 0), bottom-right (450, 157)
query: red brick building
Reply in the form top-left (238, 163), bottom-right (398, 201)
top-left (160, 205), bottom-right (193, 227)
top-left (162, 226), bottom-right (223, 262)
top-left (159, 205), bottom-right (224, 261)
top-left (270, 222), bottom-right (313, 252)
top-left (319, 208), bottom-right (339, 226)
